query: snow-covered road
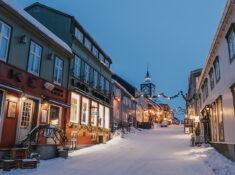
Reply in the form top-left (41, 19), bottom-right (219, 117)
top-left (3, 125), bottom-right (235, 175)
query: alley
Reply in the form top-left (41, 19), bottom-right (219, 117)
top-left (4, 126), bottom-right (216, 175)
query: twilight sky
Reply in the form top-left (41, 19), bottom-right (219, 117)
top-left (10, 0), bottom-right (227, 119)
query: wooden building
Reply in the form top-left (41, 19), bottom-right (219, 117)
top-left (26, 3), bottom-right (113, 147)
top-left (0, 0), bottom-right (73, 148)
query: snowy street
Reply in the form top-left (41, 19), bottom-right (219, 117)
top-left (3, 126), bottom-right (235, 175)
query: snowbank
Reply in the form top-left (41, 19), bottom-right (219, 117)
top-left (191, 145), bottom-right (235, 175)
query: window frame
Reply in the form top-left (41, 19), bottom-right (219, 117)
top-left (27, 40), bottom-right (42, 76)
top-left (73, 55), bottom-right (82, 79)
top-left (231, 84), bottom-right (235, 116)
top-left (70, 92), bottom-right (81, 124)
top-left (53, 56), bottom-right (64, 86)
top-left (216, 96), bottom-right (224, 142)
top-left (0, 19), bottom-right (11, 62)
top-left (226, 23), bottom-right (235, 62)
top-left (83, 62), bottom-right (90, 84)
top-left (49, 104), bottom-right (61, 126)
top-left (74, 27), bottom-right (84, 43)
top-left (209, 67), bottom-right (215, 90)
top-left (81, 97), bottom-right (90, 125)
top-left (84, 37), bottom-right (92, 51)
top-left (213, 56), bottom-right (221, 83)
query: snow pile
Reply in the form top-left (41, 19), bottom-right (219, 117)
top-left (191, 145), bottom-right (235, 175)
top-left (70, 133), bottom-right (123, 157)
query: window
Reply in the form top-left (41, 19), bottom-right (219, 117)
top-left (49, 105), bottom-right (61, 126)
top-left (226, 24), bottom-right (235, 61)
top-left (92, 46), bottom-right (99, 57)
top-left (99, 53), bottom-right (104, 63)
top-left (100, 75), bottom-right (105, 92)
top-left (91, 101), bottom-right (98, 126)
top-left (104, 107), bottom-right (110, 129)
top-left (209, 68), bottom-right (215, 90)
top-left (231, 84), bottom-right (235, 114)
top-left (81, 97), bottom-right (89, 125)
top-left (89, 67), bottom-right (94, 85)
top-left (0, 91), bottom-right (4, 119)
top-left (104, 59), bottom-right (110, 68)
top-left (105, 79), bottom-right (110, 95)
top-left (213, 57), bottom-right (220, 82)
top-left (217, 96), bottom-right (224, 142)
top-left (211, 102), bottom-right (217, 142)
top-left (73, 55), bottom-right (81, 78)
top-left (70, 93), bottom-right (80, 123)
top-left (0, 20), bottom-right (11, 62)
top-left (53, 57), bottom-right (63, 85)
top-left (83, 63), bottom-right (90, 83)
top-left (99, 104), bottom-right (104, 127)
top-left (202, 79), bottom-right (208, 101)
top-left (93, 70), bottom-right (98, 89)
top-left (75, 27), bottom-right (83, 43)
top-left (28, 41), bottom-right (42, 76)
top-left (84, 38), bottom-right (92, 51)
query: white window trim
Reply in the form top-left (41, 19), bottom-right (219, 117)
top-left (53, 57), bottom-right (63, 86)
top-left (81, 97), bottom-right (90, 125)
top-left (0, 21), bottom-right (11, 62)
top-left (91, 101), bottom-right (98, 127)
top-left (28, 41), bottom-right (42, 76)
top-left (70, 93), bottom-right (80, 124)
top-left (73, 55), bottom-right (81, 78)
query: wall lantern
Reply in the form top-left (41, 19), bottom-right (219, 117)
top-left (19, 35), bottom-right (27, 44)
top-left (47, 53), bottom-right (54, 60)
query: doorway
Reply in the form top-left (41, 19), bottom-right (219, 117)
top-left (16, 99), bottom-right (35, 143)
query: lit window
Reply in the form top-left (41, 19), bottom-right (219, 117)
top-left (209, 68), bottom-right (214, 90)
top-left (84, 38), bottom-right (92, 51)
top-left (92, 46), bottom-right (99, 57)
top-left (104, 107), bottom-right (110, 129)
top-left (49, 105), bottom-right (61, 126)
top-left (73, 55), bottom-right (81, 78)
top-left (0, 20), bottom-right (11, 62)
top-left (70, 93), bottom-right (80, 123)
top-left (99, 104), bottom-right (104, 127)
top-left (75, 27), bottom-right (83, 43)
top-left (53, 57), bottom-right (63, 85)
top-left (217, 96), bottom-right (224, 142)
top-left (81, 97), bottom-right (90, 125)
top-left (231, 84), bottom-right (235, 114)
top-left (91, 101), bottom-right (98, 126)
top-left (28, 41), bottom-right (42, 76)
top-left (213, 56), bottom-right (220, 82)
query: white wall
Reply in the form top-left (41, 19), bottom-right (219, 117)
top-left (200, 7), bottom-right (235, 144)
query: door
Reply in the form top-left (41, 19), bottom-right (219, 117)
top-left (17, 99), bottom-right (34, 143)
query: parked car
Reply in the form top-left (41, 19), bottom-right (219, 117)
top-left (160, 121), bottom-right (168, 127)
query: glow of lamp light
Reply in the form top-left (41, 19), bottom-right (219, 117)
top-left (21, 96), bottom-right (27, 101)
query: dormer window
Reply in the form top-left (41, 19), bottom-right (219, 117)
top-left (104, 59), bottom-right (110, 68)
top-left (92, 46), bottom-right (98, 58)
top-left (84, 38), bottom-right (92, 51)
top-left (99, 53), bottom-right (104, 63)
top-left (75, 27), bottom-right (83, 43)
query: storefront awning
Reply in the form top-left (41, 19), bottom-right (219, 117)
top-left (49, 99), bottom-right (70, 108)
top-left (0, 83), bottom-right (23, 94)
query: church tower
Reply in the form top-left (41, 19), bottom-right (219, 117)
top-left (140, 67), bottom-right (156, 98)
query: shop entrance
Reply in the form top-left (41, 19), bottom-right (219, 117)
top-left (16, 99), bottom-right (35, 143)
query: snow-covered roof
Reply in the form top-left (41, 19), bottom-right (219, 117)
top-left (1, 0), bottom-right (72, 55)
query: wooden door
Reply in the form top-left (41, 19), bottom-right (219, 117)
top-left (16, 99), bottom-right (34, 143)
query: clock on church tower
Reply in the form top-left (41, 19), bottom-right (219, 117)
top-left (140, 68), bottom-right (156, 98)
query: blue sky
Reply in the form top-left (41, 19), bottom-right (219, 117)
top-left (10, 0), bottom-right (227, 119)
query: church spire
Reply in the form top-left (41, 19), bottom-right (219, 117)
top-left (145, 65), bottom-right (151, 82)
